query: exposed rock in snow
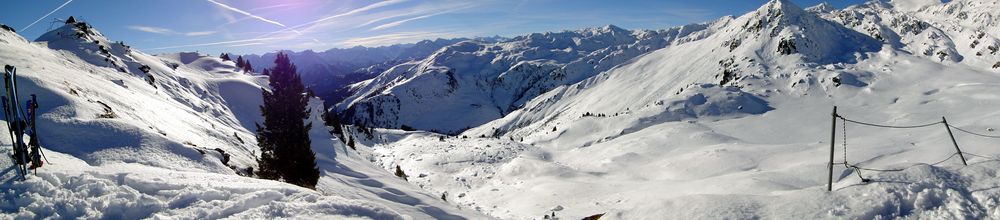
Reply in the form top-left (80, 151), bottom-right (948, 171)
top-left (806, 2), bottom-right (836, 13)
top-left (0, 22), bottom-right (483, 219)
top-left (336, 21), bottom-right (721, 133)
top-left (338, 0), bottom-right (885, 134)
top-left (8, 0), bottom-right (1000, 219)
top-left (891, 0), bottom-right (944, 11)
top-left (347, 0), bottom-right (1000, 219)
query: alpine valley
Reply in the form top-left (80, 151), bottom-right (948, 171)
top-left (4, 0), bottom-right (1000, 219)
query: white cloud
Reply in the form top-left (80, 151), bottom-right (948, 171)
top-left (128, 26), bottom-right (216, 37)
top-left (339, 31), bottom-right (468, 47)
top-left (370, 9), bottom-right (453, 31)
top-left (146, 37), bottom-right (283, 51)
top-left (261, 0), bottom-right (409, 38)
top-left (185, 31), bottom-right (217, 36)
top-left (205, 0), bottom-right (319, 43)
top-left (227, 42), bottom-right (265, 47)
top-left (128, 25), bottom-right (174, 35)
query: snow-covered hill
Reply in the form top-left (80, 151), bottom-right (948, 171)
top-left (468, 0), bottom-right (884, 139)
top-left (337, 0), bottom-right (1000, 137)
top-left (349, 0), bottom-right (1000, 219)
top-left (822, 0), bottom-right (1000, 68)
top-left (7, 0), bottom-right (1000, 219)
top-left (242, 38), bottom-right (475, 80)
top-left (243, 38), bottom-right (484, 108)
top-left (0, 21), bottom-right (481, 219)
top-left (337, 23), bottom-right (722, 134)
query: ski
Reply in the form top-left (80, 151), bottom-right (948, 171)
top-left (3, 65), bottom-right (28, 180)
top-left (27, 94), bottom-right (42, 169)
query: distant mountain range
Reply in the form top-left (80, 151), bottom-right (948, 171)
top-left (240, 37), bottom-right (506, 106)
top-left (285, 0), bottom-right (999, 135)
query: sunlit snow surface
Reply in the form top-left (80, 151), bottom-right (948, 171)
top-left (0, 23), bottom-right (481, 219)
top-left (4, 0), bottom-right (1000, 219)
top-left (356, 0), bottom-right (1000, 219)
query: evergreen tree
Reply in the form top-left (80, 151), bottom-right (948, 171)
top-left (243, 60), bottom-right (254, 73)
top-left (394, 165), bottom-right (408, 181)
top-left (323, 108), bottom-right (344, 140)
top-left (220, 53), bottom-right (231, 61)
top-left (255, 52), bottom-right (320, 188)
top-left (236, 55), bottom-right (245, 70)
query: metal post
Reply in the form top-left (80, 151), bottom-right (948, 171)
top-left (942, 117), bottom-right (968, 166)
top-left (828, 106), bottom-right (837, 191)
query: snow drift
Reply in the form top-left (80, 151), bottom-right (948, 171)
top-left (353, 0), bottom-right (1000, 219)
top-left (0, 21), bottom-right (482, 219)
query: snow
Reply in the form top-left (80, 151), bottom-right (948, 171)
top-left (891, 0), bottom-right (944, 11)
top-left (0, 150), bottom-right (403, 219)
top-left (0, 22), bottom-right (482, 219)
top-left (361, 48), bottom-right (1000, 218)
top-left (343, 0), bottom-right (1000, 219)
top-left (337, 23), bottom-right (717, 134)
top-left (6, 0), bottom-right (1000, 219)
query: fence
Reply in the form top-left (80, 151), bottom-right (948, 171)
top-left (827, 106), bottom-right (1000, 191)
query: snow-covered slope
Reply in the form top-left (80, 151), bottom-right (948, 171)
top-left (0, 21), bottom-right (481, 219)
top-left (244, 38), bottom-right (480, 108)
top-left (468, 0), bottom-right (881, 138)
top-left (339, 0), bottom-right (1000, 136)
top-left (821, 0), bottom-right (1000, 69)
top-left (351, 0), bottom-right (1000, 219)
top-left (338, 23), bottom-right (721, 134)
top-left (242, 38), bottom-right (479, 76)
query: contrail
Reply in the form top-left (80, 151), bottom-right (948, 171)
top-left (206, 0), bottom-right (287, 27)
top-left (206, 0), bottom-right (317, 42)
top-left (370, 7), bottom-right (465, 31)
top-left (184, 0), bottom-right (405, 49)
top-left (22, 0), bottom-right (74, 31)
top-left (257, 0), bottom-right (407, 39)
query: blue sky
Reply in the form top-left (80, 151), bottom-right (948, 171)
top-left (0, 0), bottom-right (867, 54)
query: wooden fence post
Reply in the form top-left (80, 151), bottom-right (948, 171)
top-left (942, 117), bottom-right (968, 166)
top-left (828, 106), bottom-right (837, 191)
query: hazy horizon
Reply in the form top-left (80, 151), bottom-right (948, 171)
top-left (0, 0), bottom-right (865, 55)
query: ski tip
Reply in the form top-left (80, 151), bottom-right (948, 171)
top-left (3, 65), bottom-right (12, 72)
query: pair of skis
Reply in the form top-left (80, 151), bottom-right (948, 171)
top-left (3, 65), bottom-right (43, 180)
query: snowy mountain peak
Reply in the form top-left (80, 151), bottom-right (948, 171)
top-left (725, 0), bottom-right (880, 65)
top-left (806, 2), bottom-right (835, 13)
top-left (890, 0), bottom-right (944, 11)
top-left (598, 24), bottom-right (629, 34)
top-left (36, 19), bottom-right (107, 43)
top-left (0, 23), bottom-right (24, 43)
top-left (738, 0), bottom-right (813, 36)
top-left (35, 18), bottom-right (142, 74)
top-left (758, 0), bottom-right (807, 17)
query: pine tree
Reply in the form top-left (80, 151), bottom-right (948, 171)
top-left (236, 55), bottom-right (245, 70)
top-left (220, 53), bottom-right (231, 61)
top-left (395, 165), bottom-right (408, 181)
top-left (243, 60), bottom-right (254, 73)
top-left (255, 52), bottom-right (320, 188)
top-left (324, 108), bottom-right (344, 140)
